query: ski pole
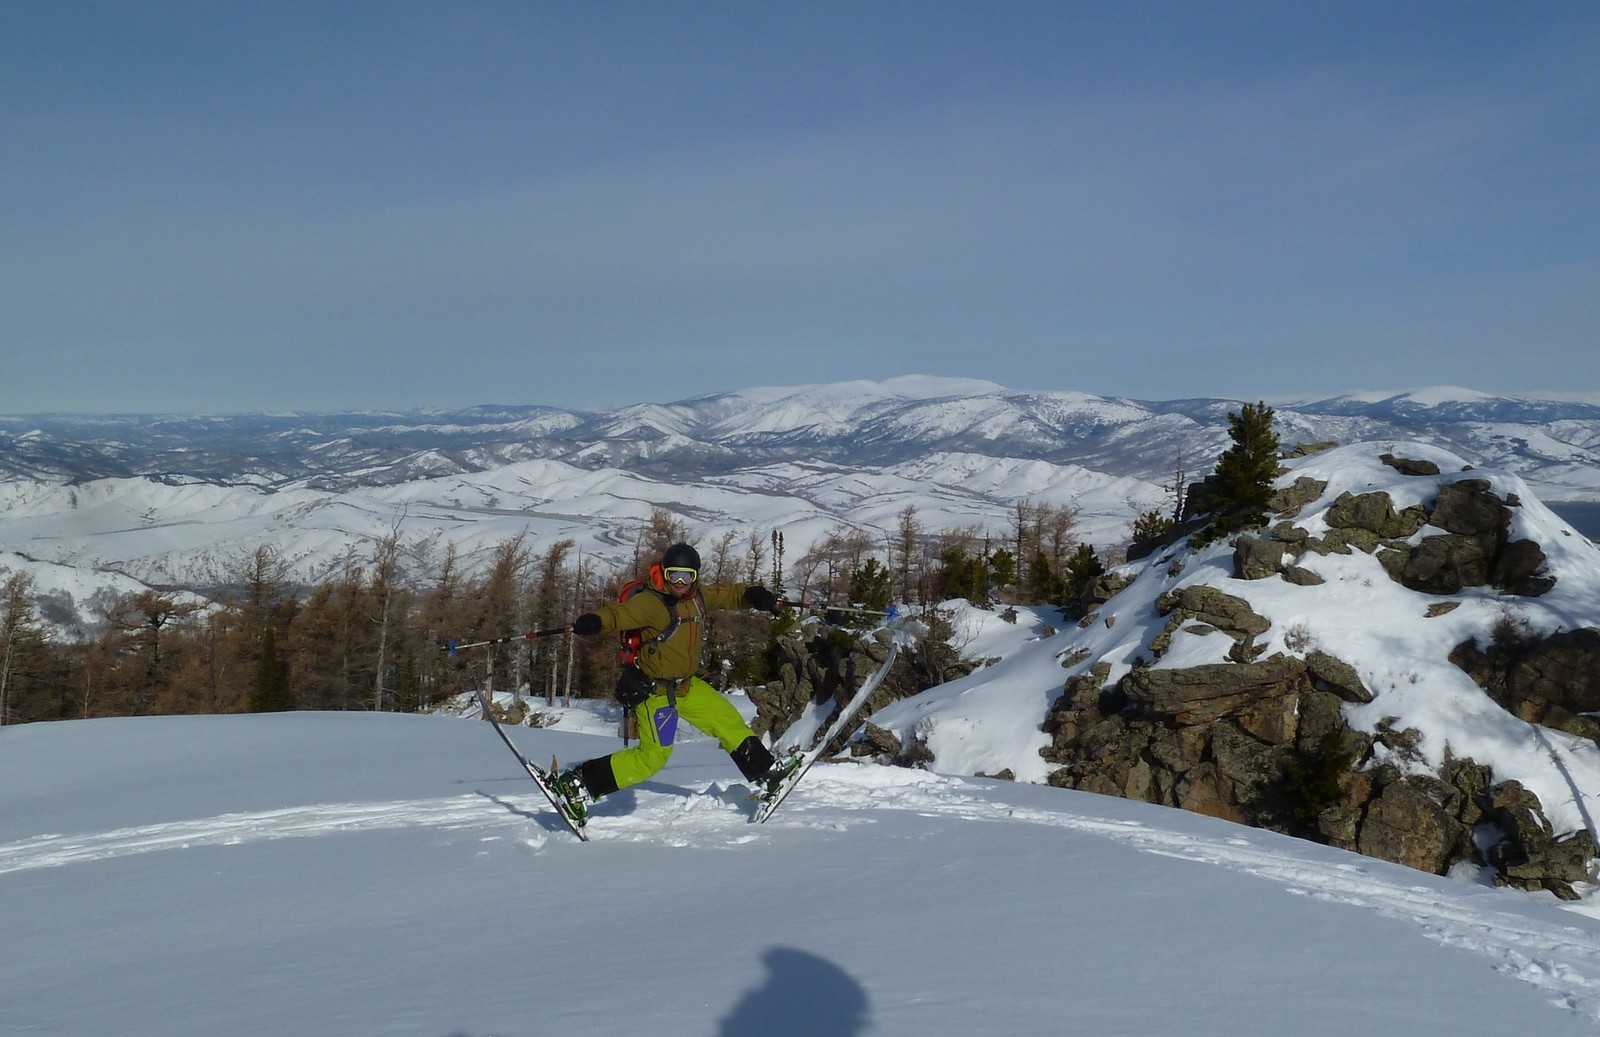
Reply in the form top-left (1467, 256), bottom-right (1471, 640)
top-left (783, 601), bottom-right (899, 620)
top-left (442, 626), bottom-right (571, 656)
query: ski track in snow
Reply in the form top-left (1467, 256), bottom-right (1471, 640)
top-left (0, 795), bottom-right (504, 875)
top-left (7, 767), bottom-right (1600, 1019)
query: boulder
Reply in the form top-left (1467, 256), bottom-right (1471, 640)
top-left (1030, 447), bottom-right (1590, 894)
top-left (1281, 564), bottom-right (1326, 587)
top-left (1356, 778), bottom-right (1462, 874)
top-left (1492, 539), bottom-right (1556, 596)
top-left (1304, 650), bottom-right (1374, 704)
top-left (1450, 628), bottom-right (1600, 743)
top-left (1323, 490), bottom-right (1428, 540)
top-left (1400, 533), bottom-right (1498, 593)
top-left (1379, 453), bottom-right (1442, 477)
top-left (1483, 780), bottom-right (1599, 900)
top-left (1122, 655), bottom-right (1305, 736)
top-left (854, 722), bottom-right (903, 759)
top-left (1266, 476), bottom-right (1328, 518)
top-left (1233, 535), bottom-right (1286, 580)
top-left (1430, 479), bottom-right (1510, 538)
top-left (1154, 585), bottom-right (1271, 641)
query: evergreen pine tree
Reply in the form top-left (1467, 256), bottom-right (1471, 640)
top-left (1062, 543), bottom-right (1105, 603)
top-left (1025, 550), bottom-right (1058, 603)
top-left (1203, 401), bottom-right (1280, 541)
top-left (1130, 509), bottom-right (1174, 549)
top-left (932, 546), bottom-right (989, 604)
top-left (848, 557), bottom-right (894, 613)
top-left (988, 547), bottom-right (1016, 590)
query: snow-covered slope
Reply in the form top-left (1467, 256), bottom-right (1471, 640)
top-left (871, 441), bottom-right (1600, 840)
top-left (7, 710), bottom-right (1600, 1035)
top-left (0, 450), bottom-right (1165, 602)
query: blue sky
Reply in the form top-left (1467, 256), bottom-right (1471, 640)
top-left (2, 1), bottom-right (1596, 415)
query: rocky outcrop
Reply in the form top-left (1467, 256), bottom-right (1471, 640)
top-left (1482, 781), bottom-right (1598, 898)
top-left (1044, 653), bottom-right (1333, 829)
top-left (1150, 586), bottom-right (1270, 662)
top-left (1029, 448), bottom-right (1589, 894)
top-left (1304, 650), bottom-right (1374, 704)
top-left (750, 622), bottom-right (975, 758)
top-left (1250, 476), bottom-right (1554, 599)
top-left (1451, 628), bottom-right (1600, 744)
top-left (1038, 651), bottom-right (1593, 896)
top-left (1389, 480), bottom-right (1553, 596)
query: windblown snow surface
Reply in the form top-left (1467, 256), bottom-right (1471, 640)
top-left (8, 706), bottom-right (1600, 1036)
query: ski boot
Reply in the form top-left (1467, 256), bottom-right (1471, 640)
top-left (757, 748), bottom-right (805, 802)
top-left (547, 764), bottom-right (592, 827)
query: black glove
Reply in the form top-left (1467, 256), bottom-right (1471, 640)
top-left (571, 613), bottom-right (602, 636)
top-left (615, 666), bottom-right (655, 707)
top-left (742, 586), bottom-right (781, 615)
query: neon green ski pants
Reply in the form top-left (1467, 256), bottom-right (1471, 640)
top-left (607, 677), bottom-right (757, 790)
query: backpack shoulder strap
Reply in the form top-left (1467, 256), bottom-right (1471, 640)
top-left (643, 587), bottom-right (682, 647)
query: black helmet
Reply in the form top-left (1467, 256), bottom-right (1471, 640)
top-left (661, 542), bottom-right (701, 572)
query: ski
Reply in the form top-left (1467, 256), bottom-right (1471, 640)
top-left (753, 634), bottom-right (901, 824)
top-left (473, 689), bottom-right (589, 841)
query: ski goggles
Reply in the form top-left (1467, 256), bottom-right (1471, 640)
top-left (664, 566), bottom-right (698, 586)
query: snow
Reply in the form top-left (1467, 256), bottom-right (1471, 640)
top-left (1327, 386), bottom-right (1502, 406)
top-left (1395, 386), bottom-right (1502, 407)
top-left (9, 708), bottom-right (1600, 1035)
top-left (735, 374), bottom-right (1007, 409)
top-left (11, 416), bottom-right (1600, 1031)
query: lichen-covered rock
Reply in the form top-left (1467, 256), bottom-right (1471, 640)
top-left (1482, 780), bottom-right (1598, 900)
top-left (1430, 479), bottom-right (1510, 537)
top-left (1123, 655), bottom-right (1304, 734)
top-left (1451, 628), bottom-right (1600, 745)
top-left (1233, 535), bottom-right (1286, 580)
top-left (1154, 585), bottom-right (1271, 641)
top-left (1379, 453), bottom-right (1442, 477)
top-left (1266, 475), bottom-right (1328, 518)
top-left (1304, 650), bottom-right (1374, 704)
top-left (1356, 778), bottom-right (1462, 874)
top-left (1492, 539), bottom-right (1556, 596)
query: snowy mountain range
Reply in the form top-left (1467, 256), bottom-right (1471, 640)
top-left (2, 377), bottom-right (1598, 613)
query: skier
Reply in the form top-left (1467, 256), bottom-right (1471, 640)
top-left (550, 542), bottom-right (798, 822)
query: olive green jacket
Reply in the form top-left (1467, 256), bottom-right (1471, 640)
top-left (592, 582), bottom-right (749, 682)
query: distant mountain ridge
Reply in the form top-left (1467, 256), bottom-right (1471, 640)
top-left (4, 378), bottom-right (1599, 500)
top-left (1, 379), bottom-right (1598, 618)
